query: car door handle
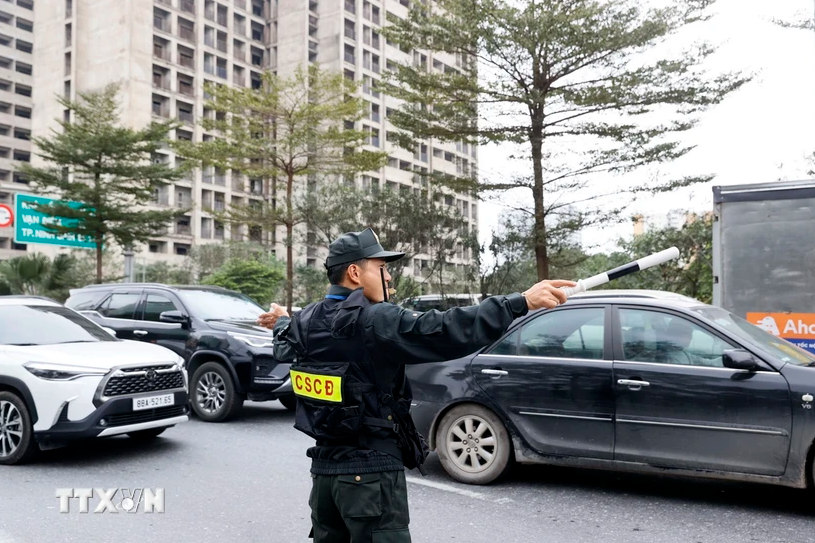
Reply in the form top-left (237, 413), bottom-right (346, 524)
top-left (481, 369), bottom-right (508, 376)
top-left (133, 330), bottom-right (148, 337)
top-left (617, 379), bottom-right (650, 387)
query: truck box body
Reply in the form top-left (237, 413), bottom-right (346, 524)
top-left (712, 180), bottom-right (815, 354)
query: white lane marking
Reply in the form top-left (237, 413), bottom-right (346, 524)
top-left (406, 476), bottom-right (513, 504)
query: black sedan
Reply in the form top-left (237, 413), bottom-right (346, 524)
top-left (406, 290), bottom-right (815, 488)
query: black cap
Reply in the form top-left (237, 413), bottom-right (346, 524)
top-left (325, 228), bottom-right (405, 269)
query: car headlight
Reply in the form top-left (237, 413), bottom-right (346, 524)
top-left (23, 362), bottom-right (109, 381)
top-left (227, 331), bottom-right (275, 348)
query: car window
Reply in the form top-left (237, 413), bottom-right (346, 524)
top-left (0, 305), bottom-right (116, 345)
top-left (142, 294), bottom-right (179, 322)
top-left (489, 330), bottom-right (519, 355)
top-left (64, 290), bottom-right (107, 311)
top-left (515, 308), bottom-right (606, 360)
top-left (98, 293), bottom-right (140, 319)
top-left (620, 309), bottom-right (736, 368)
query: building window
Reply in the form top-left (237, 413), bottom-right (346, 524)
top-left (65, 23), bottom-right (72, 46)
top-left (16, 18), bottom-right (32, 32)
top-left (15, 39), bottom-right (32, 54)
top-left (65, 0), bottom-right (73, 17)
top-left (64, 52), bottom-right (71, 75)
top-left (14, 83), bottom-right (31, 97)
top-left (15, 62), bottom-right (31, 75)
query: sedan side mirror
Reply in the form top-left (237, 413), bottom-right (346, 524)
top-left (723, 349), bottom-right (761, 371)
top-left (102, 327), bottom-right (117, 338)
top-left (160, 310), bottom-right (189, 326)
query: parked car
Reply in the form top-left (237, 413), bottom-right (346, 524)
top-left (406, 290), bottom-right (815, 489)
top-left (0, 296), bottom-right (189, 465)
top-left (65, 283), bottom-right (294, 422)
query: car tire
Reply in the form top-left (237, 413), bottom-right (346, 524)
top-left (126, 428), bottom-right (167, 440)
top-left (435, 403), bottom-right (512, 485)
top-left (278, 395), bottom-right (296, 411)
top-left (0, 391), bottom-right (38, 466)
top-left (190, 362), bottom-right (244, 422)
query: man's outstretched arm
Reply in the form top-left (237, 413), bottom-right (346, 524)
top-left (366, 280), bottom-right (575, 365)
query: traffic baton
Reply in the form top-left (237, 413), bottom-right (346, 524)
top-left (560, 247), bottom-right (680, 298)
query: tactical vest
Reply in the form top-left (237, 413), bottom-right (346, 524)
top-left (285, 289), bottom-right (428, 471)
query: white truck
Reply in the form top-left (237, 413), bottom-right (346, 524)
top-left (712, 179), bottom-right (815, 355)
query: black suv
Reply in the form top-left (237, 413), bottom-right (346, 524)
top-left (65, 283), bottom-right (295, 422)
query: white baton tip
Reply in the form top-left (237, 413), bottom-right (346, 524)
top-left (637, 246), bottom-right (680, 270)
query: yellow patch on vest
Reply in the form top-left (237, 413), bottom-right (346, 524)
top-left (291, 369), bottom-right (343, 403)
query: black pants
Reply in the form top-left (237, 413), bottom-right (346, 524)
top-left (309, 470), bottom-right (411, 543)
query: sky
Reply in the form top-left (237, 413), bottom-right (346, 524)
top-left (475, 0), bottom-right (815, 257)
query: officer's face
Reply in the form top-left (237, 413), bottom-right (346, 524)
top-left (348, 258), bottom-right (392, 303)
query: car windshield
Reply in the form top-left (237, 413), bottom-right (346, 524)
top-left (177, 290), bottom-right (265, 321)
top-left (0, 305), bottom-right (116, 346)
top-left (692, 307), bottom-right (815, 366)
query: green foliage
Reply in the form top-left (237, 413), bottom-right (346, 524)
top-left (293, 264), bottom-right (329, 307)
top-left (183, 241), bottom-right (271, 283)
top-left (0, 253), bottom-right (88, 302)
top-left (201, 259), bottom-right (285, 307)
top-left (174, 65), bottom-right (388, 312)
top-left (19, 83), bottom-right (189, 282)
top-left (135, 261), bottom-right (191, 285)
top-left (382, 0), bottom-right (750, 279)
top-left (573, 213), bottom-right (714, 302)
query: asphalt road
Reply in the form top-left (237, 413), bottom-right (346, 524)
top-left (0, 401), bottom-right (813, 543)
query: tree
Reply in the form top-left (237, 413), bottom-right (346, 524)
top-left (301, 184), bottom-right (474, 304)
top-left (182, 241), bottom-right (270, 283)
top-left (382, 0), bottom-right (750, 280)
top-left (293, 264), bottom-right (329, 307)
top-left (135, 261), bottom-right (191, 285)
top-left (475, 209), bottom-right (590, 297)
top-left (201, 259), bottom-right (285, 308)
top-left (0, 253), bottom-right (81, 302)
top-left (572, 212), bottom-right (714, 302)
top-left (20, 83), bottom-right (189, 282)
top-left (175, 65), bottom-right (388, 313)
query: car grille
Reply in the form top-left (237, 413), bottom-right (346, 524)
top-left (103, 366), bottom-right (184, 397)
top-left (106, 406), bottom-right (186, 427)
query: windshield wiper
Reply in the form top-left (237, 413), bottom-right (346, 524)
top-left (53, 340), bottom-right (96, 344)
top-left (5, 343), bottom-right (38, 346)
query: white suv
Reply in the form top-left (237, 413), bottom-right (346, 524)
top-left (0, 296), bottom-right (189, 465)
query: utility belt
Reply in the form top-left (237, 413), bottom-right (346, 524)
top-left (292, 364), bottom-right (429, 474)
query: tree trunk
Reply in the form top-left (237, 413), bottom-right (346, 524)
top-left (530, 123), bottom-right (548, 281)
top-left (285, 171), bottom-right (294, 314)
top-left (95, 237), bottom-right (103, 283)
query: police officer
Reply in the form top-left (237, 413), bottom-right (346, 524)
top-left (257, 227), bottom-right (575, 543)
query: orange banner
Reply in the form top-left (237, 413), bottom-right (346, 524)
top-left (747, 313), bottom-right (815, 340)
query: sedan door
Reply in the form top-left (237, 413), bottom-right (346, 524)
top-left (131, 290), bottom-right (189, 357)
top-left (612, 306), bottom-right (792, 476)
top-left (471, 306), bottom-right (615, 459)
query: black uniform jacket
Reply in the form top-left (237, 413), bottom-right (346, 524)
top-left (273, 285), bottom-right (529, 474)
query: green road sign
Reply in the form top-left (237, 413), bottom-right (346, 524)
top-left (14, 194), bottom-right (96, 249)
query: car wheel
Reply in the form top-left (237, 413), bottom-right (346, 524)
top-left (278, 395), bottom-right (296, 411)
top-left (435, 403), bottom-right (512, 485)
top-left (190, 362), bottom-right (244, 422)
top-left (126, 428), bottom-right (167, 440)
top-left (0, 392), bottom-right (37, 466)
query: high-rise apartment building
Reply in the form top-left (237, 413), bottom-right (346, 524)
top-left (0, 0), bottom-right (34, 260)
top-left (29, 0), bottom-right (477, 285)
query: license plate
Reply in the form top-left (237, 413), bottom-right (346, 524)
top-left (132, 394), bottom-right (174, 411)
